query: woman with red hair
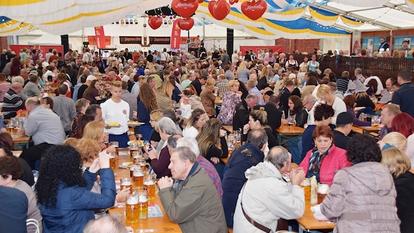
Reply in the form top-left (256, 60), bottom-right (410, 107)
top-left (391, 113), bottom-right (414, 138)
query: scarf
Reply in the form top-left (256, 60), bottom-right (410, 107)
top-left (172, 162), bottom-right (199, 195)
top-left (307, 145), bottom-right (332, 182)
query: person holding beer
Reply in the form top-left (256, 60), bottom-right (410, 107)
top-left (158, 147), bottom-right (227, 233)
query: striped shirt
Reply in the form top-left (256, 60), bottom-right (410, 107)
top-left (1, 88), bottom-right (24, 119)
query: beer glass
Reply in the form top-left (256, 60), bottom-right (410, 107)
top-left (109, 154), bottom-right (119, 170)
top-left (144, 176), bottom-right (156, 201)
top-left (120, 178), bottom-right (133, 194)
top-left (133, 168), bottom-right (144, 188)
top-left (130, 165), bottom-right (138, 178)
top-left (138, 190), bottom-right (148, 219)
top-left (125, 192), bottom-right (139, 225)
top-left (110, 141), bottom-right (119, 155)
top-left (301, 178), bottom-right (311, 209)
top-left (317, 183), bottom-right (329, 204)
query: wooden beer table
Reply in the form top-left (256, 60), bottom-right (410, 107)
top-left (108, 151), bottom-right (182, 233)
top-left (13, 135), bottom-right (30, 144)
top-left (297, 206), bottom-right (335, 232)
top-left (276, 125), bottom-right (305, 136)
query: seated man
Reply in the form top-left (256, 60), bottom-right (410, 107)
top-left (24, 97), bottom-right (65, 146)
top-left (158, 147), bottom-right (227, 233)
top-left (379, 103), bottom-right (401, 139)
top-left (333, 112), bottom-right (354, 150)
top-left (233, 147), bottom-right (305, 233)
top-left (2, 78), bottom-right (24, 119)
top-left (0, 186), bottom-right (28, 233)
top-left (83, 215), bottom-right (128, 233)
top-left (222, 129), bottom-right (269, 228)
top-left (233, 94), bottom-right (257, 131)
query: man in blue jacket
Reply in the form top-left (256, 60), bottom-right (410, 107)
top-left (0, 186), bottom-right (28, 233)
top-left (222, 129), bottom-right (269, 228)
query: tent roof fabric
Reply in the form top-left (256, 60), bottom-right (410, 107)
top-left (0, 0), bottom-right (414, 38)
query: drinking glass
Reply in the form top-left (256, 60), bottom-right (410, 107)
top-left (125, 192), bottom-right (139, 225)
top-left (144, 175), bottom-right (156, 201)
top-left (133, 168), bottom-right (144, 188)
top-left (138, 189), bottom-right (148, 219)
top-left (120, 178), bottom-right (133, 194)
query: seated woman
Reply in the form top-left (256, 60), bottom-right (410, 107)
top-left (70, 104), bottom-right (102, 138)
top-left (182, 108), bottom-right (209, 139)
top-left (281, 95), bottom-right (307, 127)
top-left (300, 125), bottom-right (350, 185)
top-left (82, 120), bottom-right (108, 150)
top-left (35, 145), bottom-right (116, 233)
top-left (149, 110), bottom-right (163, 152)
top-left (343, 95), bottom-right (371, 127)
top-left (379, 132), bottom-right (407, 152)
top-left (0, 133), bottom-right (34, 186)
top-left (145, 117), bottom-right (181, 179)
top-left (200, 78), bottom-right (217, 117)
top-left (217, 80), bottom-right (242, 125)
top-left (391, 113), bottom-right (414, 138)
top-left (242, 108), bottom-right (278, 148)
top-left (0, 156), bottom-right (42, 233)
top-left (382, 147), bottom-right (414, 233)
top-left (355, 91), bottom-right (376, 115)
top-left (197, 119), bottom-right (228, 179)
top-left (317, 135), bottom-right (400, 233)
top-left (70, 98), bottom-right (90, 138)
top-left (137, 83), bottom-right (158, 141)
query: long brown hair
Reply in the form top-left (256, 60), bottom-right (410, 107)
top-left (139, 82), bottom-right (158, 112)
top-left (196, 118), bottom-right (221, 156)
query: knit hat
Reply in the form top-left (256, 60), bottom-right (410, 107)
top-left (336, 112), bottom-right (354, 126)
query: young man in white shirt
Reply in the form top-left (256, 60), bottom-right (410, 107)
top-left (100, 81), bottom-right (130, 147)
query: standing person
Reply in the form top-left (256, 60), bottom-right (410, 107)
top-left (52, 84), bottom-right (76, 134)
top-left (392, 70), bottom-right (414, 117)
top-left (307, 54), bottom-right (319, 73)
top-left (137, 83), bottom-right (158, 141)
top-left (316, 84), bottom-right (347, 125)
top-left (222, 129), bottom-right (269, 227)
top-left (233, 147), bottom-right (305, 233)
top-left (35, 145), bottom-right (116, 233)
top-left (100, 81), bottom-right (130, 148)
top-left (217, 80), bottom-right (242, 125)
top-left (316, 135), bottom-right (400, 233)
top-left (158, 147), bottom-right (227, 233)
top-left (381, 147), bottom-right (414, 233)
top-left (379, 37), bottom-right (390, 51)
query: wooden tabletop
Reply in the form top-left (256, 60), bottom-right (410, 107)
top-left (352, 125), bottom-right (381, 134)
top-left (277, 125), bottom-right (305, 136)
top-left (12, 135), bottom-right (30, 144)
top-left (108, 152), bottom-right (182, 233)
top-left (297, 206), bottom-right (335, 231)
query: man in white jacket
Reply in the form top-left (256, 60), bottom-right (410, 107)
top-left (233, 147), bottom-right (305, 233)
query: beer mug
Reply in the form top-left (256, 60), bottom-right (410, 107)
top-left (139, 161), bottom-right (147, 172)
top-left (144, 176), bottom-right (156, 201)
top-left (125, 192), bottom-right (139, 225)
top-left (109, 154), bottom-right (119, 170)
top-left (110, 141), bottom-right (120, 155)
top-left (301, 178), bottom-right (311, 209)
top-left (138, 190), bottom-right (149, 220)
top-left (129, 165), bottom-right (139, 178)
top-left (133, 168), bottom-right (144, 188)
top-left (121, 178), bottom-right (133, 194)
top-left (317, 183), bottom-right (329, 204)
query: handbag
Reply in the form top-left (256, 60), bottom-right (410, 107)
top-left (240, 185), bottom-right (272, 233)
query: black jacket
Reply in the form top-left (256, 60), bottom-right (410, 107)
top-left (233, 100), bottom-right (251, 131)
top-left (333, 130), bottom-right (351, 150)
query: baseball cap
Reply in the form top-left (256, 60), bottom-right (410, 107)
top-left (336, 112), bottom-right (354, 126)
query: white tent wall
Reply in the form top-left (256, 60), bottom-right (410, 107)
top-left (320, 37), bottom-right (352, 54)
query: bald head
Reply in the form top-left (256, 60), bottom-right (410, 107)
top-left (83, 215), bottom-right (127, 233)
top-left (265, 146), bottom-right (291, 170)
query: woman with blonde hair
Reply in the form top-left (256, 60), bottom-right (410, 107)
top-left (217, 80), bottom-right (242, 125)
top-left (380, 132), bottom-right (407, 152)
top-left (197, 118), bottom-right (228, 179)
top-left (82, 120), bottom-right (108, 150)
top-left (236, 61), bottom-right (249, 84)
top-left (316, 84), bottom-right (347, 124)
top-left (381, 147), bottom-right (414, 233)
top-left (200, 77), bottom-right (217, 117)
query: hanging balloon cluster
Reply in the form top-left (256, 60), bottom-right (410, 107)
top-left (146, 7), bottom-right (177, 30)
top-left (208, 0), bottom-right (267, 21)
top-left (148, 0), bottom-right (267, 31)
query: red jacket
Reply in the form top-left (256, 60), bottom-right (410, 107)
top-left (299, 145), bottom-right (351, 186)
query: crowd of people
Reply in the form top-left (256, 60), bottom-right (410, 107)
top-left (0, 45), bottom-right (413, 233)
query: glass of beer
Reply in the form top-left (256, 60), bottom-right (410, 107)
top-left (129, 165), bottom-right (138, 178)
top-left (138, 190), bottom-right (148, 219)
top-left (110, 141), bottom-right (119, 155)
top-left (109, 154), bottom-right (119, 170)
top-left (144, 176), bottom-right (156, 201)
top-left (133, 168), bottom-right (144, 188)
top-left (139, 161), bottom-right (147, 172)
top-left (121, 178), bottom-right (133, 194)
top-left (301, 178), bottom-right (311, 209)
top-left (317, 183), bottom-right (329, 204)
top-left (125, 192), bottom-right (139, 225)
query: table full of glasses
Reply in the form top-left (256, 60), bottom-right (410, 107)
top-left (107, 147), bottom-right (181, 233)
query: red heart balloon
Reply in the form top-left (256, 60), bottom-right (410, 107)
top-left (229, 0), bottom-right (238, 5)
top-left (177, 17), bottom-right (194, 30)
top-left (208, 1), bottom-right (217, 19)
top-left (198, 0), bottom-right (204, 3)
top-left (172, 0), bottom-right (199, 18)
top-left (212, 0), bottom-right (230, 20)
top-left (148, 16), bottom-right (162, 30)
top-left (241, 0), bottom-right (267, 20)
